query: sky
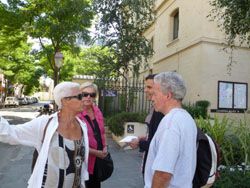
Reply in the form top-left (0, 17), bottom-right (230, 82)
top-left (1, 0), bottom-right (7, 4)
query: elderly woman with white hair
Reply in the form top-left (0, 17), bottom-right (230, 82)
top-left (78, 82), bottom-right (107, 188)
top-left (0, 81), bottom-right (89, 188)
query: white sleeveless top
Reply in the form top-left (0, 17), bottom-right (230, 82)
top-left (42, 132), bottom-right (85, 188)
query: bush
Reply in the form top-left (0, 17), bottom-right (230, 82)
top-left (195, 100), bottom-right (210, 118)
top-left (196, 116), bottom-right (250, 166)
top-left (195, 100), bottom-right (210, 109)
top-left (182, 100), bottom-right (210, 118)
top-left (214, 165), bottom-right (250, 187)
top-left (106, 112), bottom-right (146, 136)
top-left (196, 116), bottom-right (250, 186)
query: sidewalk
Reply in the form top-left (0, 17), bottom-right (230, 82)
top-left (102, 137), bottom-right (144, 188)
top-left (0, 112), bottom-right (145, 188)
top-left (0, 136), bottom-right (145, 188)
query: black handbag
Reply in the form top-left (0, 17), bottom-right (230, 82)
top-left (95, 152), bottom-right (114, 182)
top-left (85, 115), bottom-right (114, 181)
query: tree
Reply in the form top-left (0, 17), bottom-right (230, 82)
top-left (0, 2), bottom-right (44, 96)
top-left (1, 0), bottom-right (94, 87)
top-left (209, 0), bottom-right (250, 47)
top-left (75, 46), bottom-right (118, 78)
top-left (93, 0), bottom-right (155, 111)
top-left (93, 0), bottom-right (155, 80)
top-left (0, 33), bottom-right (43, 95)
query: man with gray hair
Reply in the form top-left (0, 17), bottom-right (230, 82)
top-left (144, 72), bottom-right (197, 188)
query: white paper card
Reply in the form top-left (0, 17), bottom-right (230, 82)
top-left (119, 135), bottom-right (138, 143)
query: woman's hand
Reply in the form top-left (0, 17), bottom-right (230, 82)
top-left (90, 147), bottom-right (108, 159)
top-left (96, 150), bottom-right (108, 159)
top-left (103, 145), bottom-right (108, 153)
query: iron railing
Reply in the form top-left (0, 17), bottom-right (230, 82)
top-left (95, 78), bottom-right (150, 117)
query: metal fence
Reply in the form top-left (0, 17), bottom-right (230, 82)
top-left (95, 78), bottom-right (150, 117)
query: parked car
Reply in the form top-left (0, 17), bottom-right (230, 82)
top-left (32, 97), bottom-right (38, 103)
top-left (4, 97), bottom-right (20, 107)
top-left (18, 97), bottom-right (28, 105)
top-left (25, 97), bottom-right (33, 104)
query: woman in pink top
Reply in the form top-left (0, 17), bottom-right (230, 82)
top-left (78, 82), bottom-right (107, 188)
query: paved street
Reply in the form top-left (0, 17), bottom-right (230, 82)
top-left (0, 105), bottom-right (144, 188)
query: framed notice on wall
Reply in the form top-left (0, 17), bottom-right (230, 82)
top-left (234, 83), bottom-right (247, 109)
top-left (218, 81), bottom-right (248, 110)
top-left (218, 82), bottom-right (233, 109)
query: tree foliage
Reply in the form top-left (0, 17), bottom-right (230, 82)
top-left (23, 0), bottom-right (94, 85)
top-left (75, 46), bottom-right (118, 78)
top-left (209, 0), bottom-right (250, 47)
top-left (0, 3), bottom-right (43, 95)
top-left (0, 0), bottom-right (94, 92)
top-left (93, 0), bottom-right (155, 79)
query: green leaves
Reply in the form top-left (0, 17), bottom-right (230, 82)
top-left (106, 112), bottom-right (146, 136)
top-left (196, 115), bottom-right (250, 167)
top-left (209, 0), bottom-right (250, 47)
top-left (0, 0), bottom-right (95, 95)
top-left (93, 0), bottom-right (154, 78)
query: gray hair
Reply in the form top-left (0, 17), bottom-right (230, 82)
top-left (53, 82), bottom-right (80, 109)
top-left (154, 72), bottom-right (186, 101)
top-left (80, 82), bottom-right (98, 93)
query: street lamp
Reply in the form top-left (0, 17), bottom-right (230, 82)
top-left (54, 51), bottom-right (64, 69)
top-left (53, 51), bottom-right (64, 111)
top-left (54, 51), bottom-right (64, 87)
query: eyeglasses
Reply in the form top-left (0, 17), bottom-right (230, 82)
top-left (82, 92), bottom-right (96, 98)
top-left (64, 93), bottom-right (83, 100)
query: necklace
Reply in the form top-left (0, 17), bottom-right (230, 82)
top-left (58, 111), bottom-right (76, 127)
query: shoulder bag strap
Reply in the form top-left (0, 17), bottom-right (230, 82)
top-left (41, 117), bottom-right (53, 143)
top-left (31, 117), bottom-right (53, 172)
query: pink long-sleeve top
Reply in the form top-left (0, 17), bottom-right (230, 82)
top-left (78, 105), bottom-right (106, 174)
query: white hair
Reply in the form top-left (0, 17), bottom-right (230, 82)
top-left (80, 81), bottom-right (98, 93)
top-left (53, 82), bottom-right (80, 109)
top-left (154, 72), bottom-right (186, 101)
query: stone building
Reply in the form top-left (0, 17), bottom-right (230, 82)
top-left (139, 0), bottom-right (250, 118)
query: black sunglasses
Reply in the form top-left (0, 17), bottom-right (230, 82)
top-left (64, 93), bottom-right (83, 100)
top-left (82, 92), bottom-right (96, 98)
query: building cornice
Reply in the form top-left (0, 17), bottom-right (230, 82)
top-left (155, 0), bottom-right (176, 15)
top-left (153, 37), bottom-right (249, 65)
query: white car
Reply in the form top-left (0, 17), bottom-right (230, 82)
top-left (4, 97), bottom-right (20, 107)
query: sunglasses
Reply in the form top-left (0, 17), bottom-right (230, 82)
top-left (82, 92), bottom-right (96, 98)
top-left (64, 93), bottom-right (83, 100)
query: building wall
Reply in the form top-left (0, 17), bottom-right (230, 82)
top-left (142, 0), bottom-right (250, 118)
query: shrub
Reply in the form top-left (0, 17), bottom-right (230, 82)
top-left (195, 100), bottom-right (210, 109)
top-left (182, 100), bottom-right (210, 118)
top-left (214, 165), bottom-right (250, 187)
top-left (232, 119), bottom-right (250, 166)
top-left (195, 100), bottom-right (210, 118)
top-left (196, 116), bottom-right (250, 166)
top-left (106, 112), bottom-right (146, 136)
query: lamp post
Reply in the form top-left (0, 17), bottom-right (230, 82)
top-left (54, 51), bottom-right (64, 87)
top-left (53, 51), bottom-right (63, 111)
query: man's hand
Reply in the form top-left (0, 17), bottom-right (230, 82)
top-left (128, 136), bottom-right (147, 149)
top-left (128, 138), bottom-right (139, 149)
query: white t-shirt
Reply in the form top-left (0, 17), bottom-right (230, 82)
top-left (144, 108), bottom-right (197, 188)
